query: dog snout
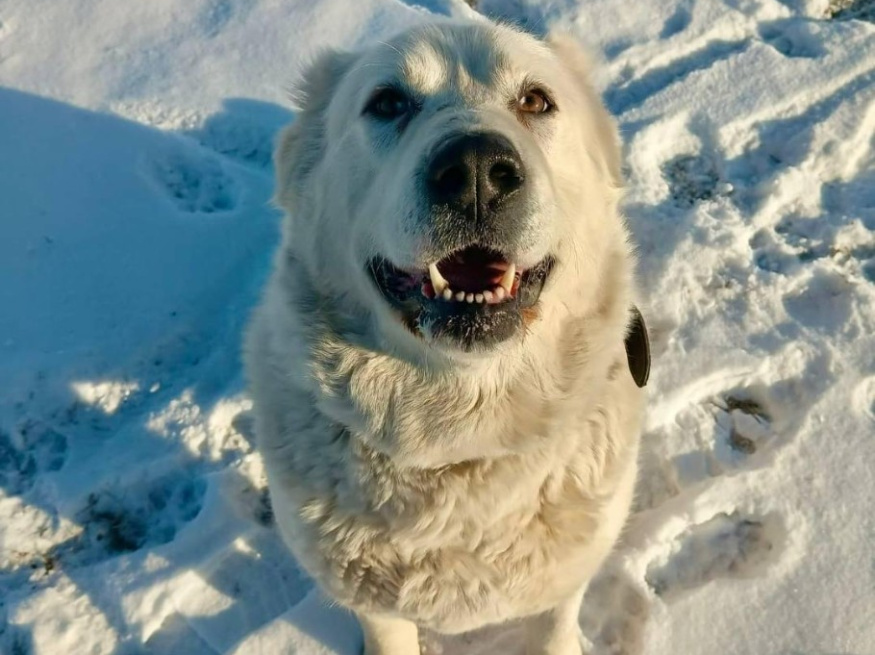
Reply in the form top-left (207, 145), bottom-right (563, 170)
top-left (426, 132), bottom-right (526, 215)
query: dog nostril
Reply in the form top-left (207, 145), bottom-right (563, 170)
top-left (489, 161), bottom-right (524, 195)
top-left (433, 164), bottom-right (469, 199)
top-left (427, 133), bottom-right (525, 208)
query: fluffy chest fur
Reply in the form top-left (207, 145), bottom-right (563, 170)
top-left (247, 269), bottom-right (644, 633)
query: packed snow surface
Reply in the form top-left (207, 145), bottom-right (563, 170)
top-left (1, 0), bottom-right (874, 653)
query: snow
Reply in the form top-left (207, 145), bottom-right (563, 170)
top-left (1, 0), bottom-right (874, 653)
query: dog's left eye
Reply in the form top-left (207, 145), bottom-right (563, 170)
top-left (518, 88), bottom-right (554, 115)
top-left (364, 88), bottom-right (411, 120)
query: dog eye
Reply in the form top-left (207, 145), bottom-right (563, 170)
top-left (518, 89), bottom-right (554, 115)
top-left (364, 88), bottom-right (411, 120)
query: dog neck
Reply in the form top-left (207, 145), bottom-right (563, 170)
top-left (273, 249), bottom-right (634, 469)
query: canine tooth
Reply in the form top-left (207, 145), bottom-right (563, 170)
top-left (442, 287), bottom-right (453, 301)
top-left (466, 293), bottom-right (474, 303)
top-left (428, 263), bottom-right (448, 294)
top-left (455, 291), bottom-right (466, 302)
top-left (475, 293), bottom-right (484, 303)
top-left (499, 263), bottom-right (516, 293)
top-left (494, 286), bottom-right (507, 301)
top-left (483, 290), bottom-right (494, 303)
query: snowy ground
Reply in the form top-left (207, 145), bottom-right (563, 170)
top-left (1, 0), bottom-right (874, 653)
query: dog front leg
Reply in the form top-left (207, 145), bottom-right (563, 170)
top-left (524, 588), bottom-right (587, 655)
top-left (357, 613), bottom-right (421, 655)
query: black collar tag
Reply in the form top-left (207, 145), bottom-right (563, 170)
top-left (625, 306), bottom-right (650, 388)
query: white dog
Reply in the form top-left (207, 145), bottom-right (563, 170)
top-left (245, 16), bottom-right (649, 655)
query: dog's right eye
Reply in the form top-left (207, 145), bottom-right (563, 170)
top-left (363, 88), bottom-right (411, 120)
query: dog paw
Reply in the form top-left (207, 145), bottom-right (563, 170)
top-left (644, 511), bottom-right (786, 601)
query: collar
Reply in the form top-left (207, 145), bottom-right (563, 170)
top-left (625, 305), bottom-right (650, 388)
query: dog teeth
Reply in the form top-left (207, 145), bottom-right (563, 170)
top-left (433, 278), bottom-right (515, 304)
top-left (428, 263), bottom-right (449, 294)
top-left (499, 263), bottom-right (516, 293)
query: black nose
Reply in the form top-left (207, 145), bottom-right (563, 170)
top-left (426, 132), bottom-right (525, 215)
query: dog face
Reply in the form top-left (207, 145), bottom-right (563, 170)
top-left (275, 20), bottom-right (622, 355)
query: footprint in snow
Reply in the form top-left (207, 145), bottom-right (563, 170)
top-left (782, 271), bottom-right (855, 336)
top-left (758, 19), bottom-right (826, 59)
top-left (581, 566), bottom-right (650, 655)
top-left (186, 99), bottom-right (292, 169)
top-left (711, 393), bottom-right (773, 461)
top-left (826, 0), bottom-right (875, 22)
top-left (149, 150), bottom-right (237, 214)
top-left (603, 39), bottom-right (749, 115)
top-left (659, 5), bottom-right (691, 39)
top-left (634, 345), bottom-right (836, 517)
top-left (661, 152), bottom-right (731, 208)
top-left (198, 0), bottom-right (236, 40)
top-left (750, 213), bottom-right (875, 278)
top-left (47, 472), bottom-right (206, 569)
top-left (0, 420), bottom-right (68, 496)
top-left (635, 386), bottom-right (778, 513)
top-left (644, 511), bottom-right (786, 601)
top-left (726, 66), bottom-right (875, 216)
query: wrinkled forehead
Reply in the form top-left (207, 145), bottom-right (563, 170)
top-left (356, 22), bottom-right (556, 98)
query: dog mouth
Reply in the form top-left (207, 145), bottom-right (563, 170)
top-left (368, 245), bottom-right (555, 350)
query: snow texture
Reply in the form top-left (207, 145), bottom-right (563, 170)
top-left (1, 0), bottom-right (874, 653)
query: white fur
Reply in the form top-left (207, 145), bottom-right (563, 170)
top-left (245, 18), bottom-right (645, 655)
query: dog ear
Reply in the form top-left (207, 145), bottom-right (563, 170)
top-left (274, 49), bottom-right (356, 209)
top-left (545, 32), bottom-right (623, 189)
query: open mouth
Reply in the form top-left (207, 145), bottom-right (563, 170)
top-left (368, 245), bottom-right (555, 350)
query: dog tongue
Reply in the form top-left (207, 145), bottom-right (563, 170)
top-left (437, 247), bottom-right (509, 293)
